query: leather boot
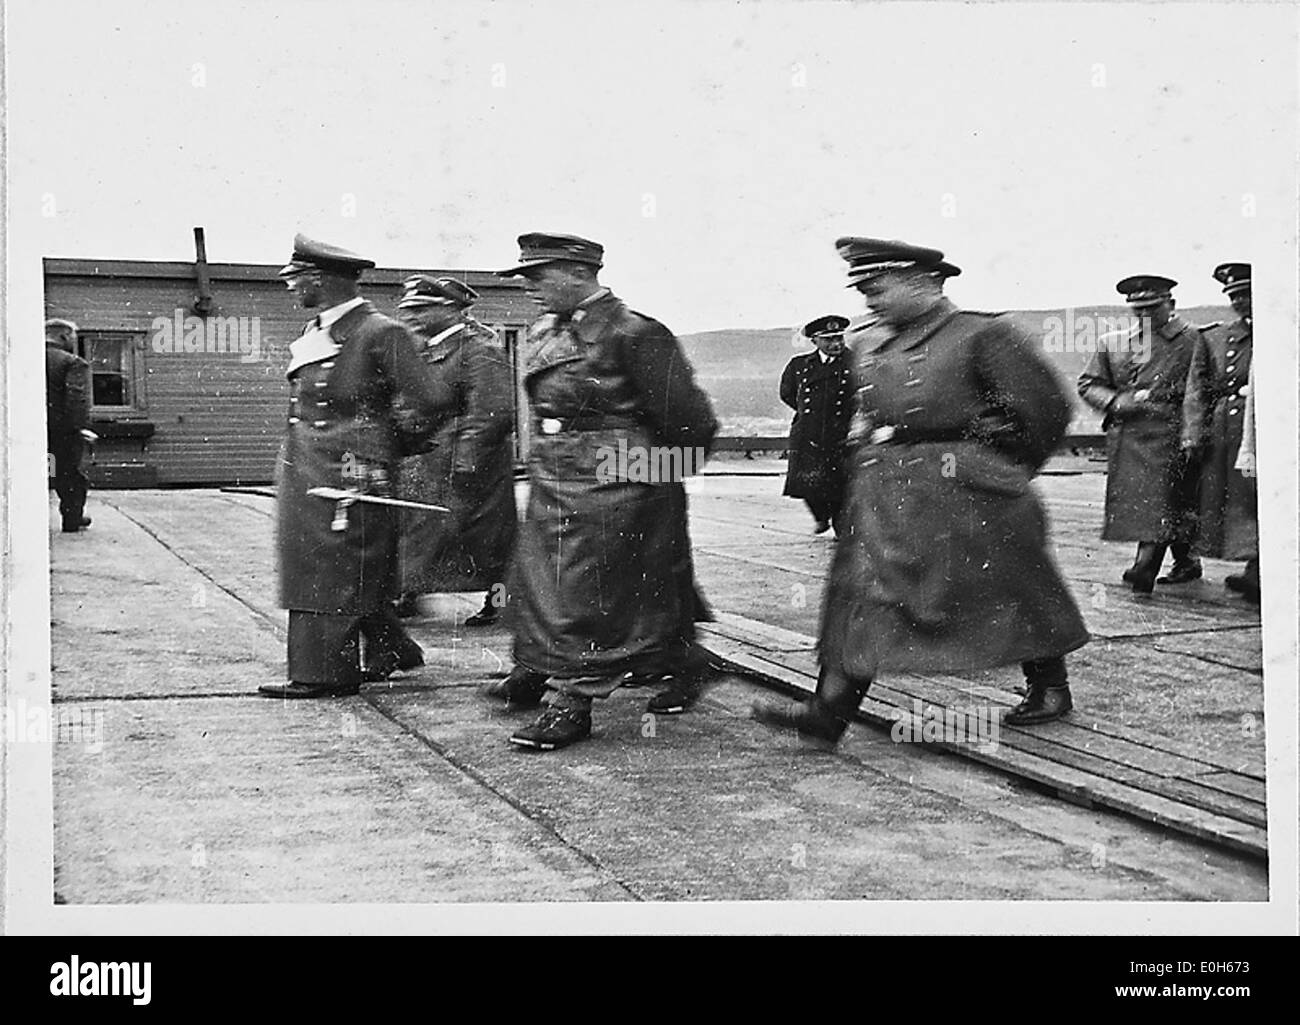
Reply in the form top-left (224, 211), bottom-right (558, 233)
top-left (751, 665), bottom-right (868, 745)
top-left (1127, 542), bottom-right (1166, 594)
top-left (1005, 657), bottom-right (1073, 725)
top-left (1238, 557), bottom-right (1261, 604)
top-left (1158, 543), bottom-right (1202, 584)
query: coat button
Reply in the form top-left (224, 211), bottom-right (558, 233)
top-left (314, 419), bottom-right (327, 427)
top-left (1226, 364), bottom-right (1236, 373)
top-left (1229, 409), bottom-right (1239, 416)
top-left (1227, 350), bottom-right (1236, 357)
top-left (321, 361), bottom-right (335, 369)
top-left (316, 381), bottom-right (327, 389)
top-left (288, 416), bottom-right (300, 424)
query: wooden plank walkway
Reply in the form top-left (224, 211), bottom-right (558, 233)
top-left (697, 610), bottom-right (1268, 860)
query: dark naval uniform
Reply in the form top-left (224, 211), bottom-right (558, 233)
top-left (1183, 261), bottom-right (1258, 601)
top-left (265, 237), bottom-right (455, 697)
top-left (1078, 275), bottom-right (1202, 591)
top-left (1183, 317), bottom-right (1255, 558)
top-left (393, 278), bottom-right (517, 607)
top-left (780, 315), bottom-right (855, 531)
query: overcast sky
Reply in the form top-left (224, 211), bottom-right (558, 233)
top-left (8, 0), bottom-right (1298, 332)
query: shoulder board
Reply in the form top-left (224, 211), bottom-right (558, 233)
top-left (1197, 321), bottom-right (1223, 332)
top-left (960, 309), bottom-right (1002, 319)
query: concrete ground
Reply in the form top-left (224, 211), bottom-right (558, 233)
top-left (47, 462), bottom-right (1269, 904)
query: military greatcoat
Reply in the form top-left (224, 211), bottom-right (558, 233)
top-left (820, 299), bottom-right (1089, 678)
top-left (509, 291), bottom-right (718, 679)
top-left (396, 320), bottom-right (518, 594)
top-left (780, 349), bottom-right (854, 504)
top-left (1077, 315), bottom-right (1201, 543)
top-left (277, 302), bottom-right (455, 615)
top-left (1182, 317), bottom-right (1257, 559)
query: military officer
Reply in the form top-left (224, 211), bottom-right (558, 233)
top-left (259, 235), bottom-right (456, 699)
top-left (392, 275), bottom-right (518, 625)
top-left (493, 233), bottom-right (719, 750)
top-left (1078, 275), bottom-right (1203, 593)
top-left (780, 315), bottom-right (855, 534)
top-left (754, 238), bottom-right (1090, 742)
top-left (1182, 263), bottom-right (1258, 602)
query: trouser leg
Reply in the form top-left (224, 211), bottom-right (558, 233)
top-left (804, 498), bottom-right (831, 524)
top-left (52, 436), bottom-right (88, 525)
top-left (545, 675), bottom-right (626, 713)
top-left (287, 611), bottom-right (362, 685)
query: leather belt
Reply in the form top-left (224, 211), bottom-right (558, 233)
top-left (535, 414), bottom-right (641, 435)
top-left (863, 424), bottom-right (970, 446)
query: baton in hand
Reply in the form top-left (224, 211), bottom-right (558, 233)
top-left (307, 486), bottom-right (452, 532)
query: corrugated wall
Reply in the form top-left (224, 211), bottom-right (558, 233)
top-left (45, 263), bottom-right (538, 485)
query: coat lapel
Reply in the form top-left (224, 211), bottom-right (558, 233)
top-left (891, 298), bottom-right (961, 351)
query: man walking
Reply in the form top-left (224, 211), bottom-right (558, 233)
top-left (493, 233), bottom-right (718, 750)
top-left (754, 237), bottom-right (1090, 743)
top-left (1078, 275), bottom-right (1203, 593)
top-left (45, 318), bottom-right (92, 533)
top-left (392, 275), bottom-right (518, 626)
top-left (1182, 263), bottom-right (1258, 602)
top-left (258, 235), bottom-right (456, 699)
top-left (780, 315), bottom-right (855, 534)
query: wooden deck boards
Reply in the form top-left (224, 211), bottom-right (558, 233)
top-left (697, 617), bottom-right (1268, 860)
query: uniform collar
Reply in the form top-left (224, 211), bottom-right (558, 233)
top-left (571, 289), bottom-right (621, 344)
top-left (424, 322), bottom-right (466, 347)
top-left (1155, 312), bottom-right (1192, 341)
top-left (316, 295), bottom-right (366, 331)
top-left (858, 297), bottom-right (959, 353)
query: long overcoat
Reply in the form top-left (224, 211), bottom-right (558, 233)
top-left (277, 302), bottom-right (454, 615)
top-left (820, 299), bottom-right (1089, 678)
top-left (508, 291), bottom-right (718, 679)
top-left (396, 320), bottom-right (518, 593)
top-left (1182, 318), bottom-right (1256, 559)
top-left (1077, 315), bottom-right (1201, 543)
top-left (780, 350), bottom-right (854, 503)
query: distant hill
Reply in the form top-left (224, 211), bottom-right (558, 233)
top-left (679, 305), bottom-right (1231, 436)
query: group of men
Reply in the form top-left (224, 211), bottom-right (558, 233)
top-left (778, 263), bottom-right (1261, 605)
top-left (44, 228), bottom-right (1262, 753)
top-left (256, 230), bottom-right (1159, 754)
top-left (257, 233), bottom-right (717, 753)
top-left (1078, 267), bottom-right (1258, 601)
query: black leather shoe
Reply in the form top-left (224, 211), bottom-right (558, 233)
top-left (1224, 573), bottom-right (1247, 593)
top-left (463, 605), bottom-right (500, 627)
top-left (644, 673), bottom-right (703, 715)
top-left (362, 648), bottom-right (424, 682)
top-left (1158, 560), bottom-right (1203, 585)
top-left (509, 706), bottom-right (592, 751)
top-left (482, 666), bottom-right (548, 709)
top-left (61, 516), bottom-right (91, 533)
top-left (258, 681), bottom-right (360, 699)
top-left (1004, 685), bottom-right (1072, 725)
top-left (1121, 565), bottom-right (1138, 583)
top-left (1129, 566), bottom-right (1158, 594)
top-left (1239, 582), bottom-right (1261, 605)
top-left (751, 696), bottom-right (849, 745)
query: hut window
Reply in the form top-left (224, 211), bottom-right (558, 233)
top-left (77, 331), bottom-right (144, 411)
